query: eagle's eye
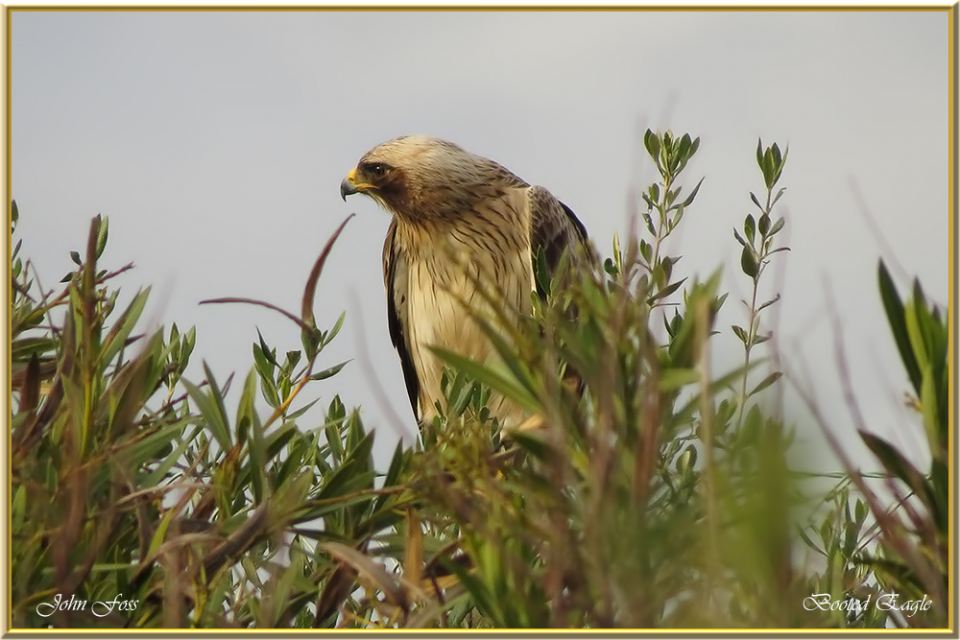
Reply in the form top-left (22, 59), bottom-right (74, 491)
top-left (365, 163), bottom-right (388, 178)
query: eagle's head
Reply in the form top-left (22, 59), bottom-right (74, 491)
top-left (340, 136), bottom-right (524, 221)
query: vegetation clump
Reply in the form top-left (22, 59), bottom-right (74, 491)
top-left (9, 133), bottom-right (948, 629)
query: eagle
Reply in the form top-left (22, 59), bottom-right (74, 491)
top-left (340, 136), bottom-right (592, 428)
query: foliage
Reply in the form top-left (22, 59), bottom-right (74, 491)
top-left (9, 131), bottom-right (948, 629)
top-left (11, 210), bottom-right (410, 627)
top-left (793, 260), bottom-right (948, 628)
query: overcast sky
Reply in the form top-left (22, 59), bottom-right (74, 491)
top-left (11, 9), bottom-right (950, 468)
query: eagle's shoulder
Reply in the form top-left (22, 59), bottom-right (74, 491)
top-left (524, 186), bottom-right (593, 291)
top-left (472, 154), bottom-right (529, 193)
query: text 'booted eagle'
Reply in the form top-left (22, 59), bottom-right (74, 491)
top-left (341, 136), bottom-right (593, 428)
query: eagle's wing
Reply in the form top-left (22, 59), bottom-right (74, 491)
top-left (525, 185), bottom-right (592, 294)
top-left (382, 220), bottom-right (421, 420)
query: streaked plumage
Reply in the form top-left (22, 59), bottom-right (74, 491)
top-left (341, 136), bottom-right (591, 427)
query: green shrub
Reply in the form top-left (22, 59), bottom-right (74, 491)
top-left (9, 131), bottom-right (947, 629)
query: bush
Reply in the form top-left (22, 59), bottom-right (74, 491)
top-left (9, 132), bottom-right (947, 629)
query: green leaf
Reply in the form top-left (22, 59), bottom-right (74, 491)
top-left (740, 246), bottom-right (758, 278)
top-left (440, 553), bottom-right (500, 626)
top-left (602, 257), bottom-right (617, 277)
top-left (639, 239), bottom-right (652, 263)
top-left (768, 217), bottom-right (785, 237)
top-left (429, 347), bottom-right (539, 414)
top-left (648, 277), bottom-right (686, 304)
top-left (772, 187), bottom-right (787, 208)
top-left (182, 376), bottom-right (232, 452)
top-left (762, 148), bottom-right (777, 188)
top-left (758, 213), bottom-right (770, 236)
top-left (748, 371), bottom-right (782, 397)
top-left (744, 215), bottom-right (756, 243)
top-left (238, 369), bottom-right (267, 502)
top-left (878, 261), bottom-right (921, 393)
top-left (775, 146), bottom-right (789, 184)
top-left (858, 430), bottom-right (937, 519)
top-left (664, 272), bottom-right (720, 368)
top-left (301, 328), bottom-right (321, 362)
top-left (919, 363), bottom-right (942, 459)
top-left (257, 328), bottom-right (278, 366)
top-left (658, 368), bottom-right (699, 391)
top-left (284, 350), bottom-right (302, 372)
top-left (11, 337), bottom-right (59, 361)
top-left (181, 327), bottom-right (196, 364)
top-left (144, 503), bottom-right (178, 561)
top-left (310, 360), bottom-right (350, 381)
top-left (286, 397), bottom-right (321, 421)
top-left (118, 418), bottom-right (190, 468)
top-left (12, 485), bottom-right (26, 533)
top-left (324, 311), bottom-right (346, 349)
top-left (681, 177), bottom-right (704, 208)
top-left (266, 422), bottom-right (298, 462)
top-left (263, 548), bottom-right (306, 626)
top-left (642, 213), bottom-right (656, 235)
top-left (140, 430), bottom-right (195, 487)
top-left (314, 432), bottom-right (376, 501)
top-left (100, 288), bottom-right (151, 369)
top-left (904, 300), bottom-right (930, 377)
top-left (96, 216), bottom-right (110, 258)
top-left (510, 430), bottom-right (551, 460)
top-left (644, 129), bottom-right (661, 162)
top-left (672, 361), bottom-right (762, 427)
top-left (676, 444), bottom-right (697, 474)
top-left (757, 294), bottom-right (781, 313)
top-left (253, 342), bottom-right (276, 383)
top-left (798, 526), bottom-right (826, 557)
top-left (205, 361), bottom-right (232, 437)
top-left (383, 441), bottom-right (406, 488)
top-left (466, 311), bottom-right (541, 401)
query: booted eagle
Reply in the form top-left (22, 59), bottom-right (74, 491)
top-left (341, 136), bottom-right (591, 427)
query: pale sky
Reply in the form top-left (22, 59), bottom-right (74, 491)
top-left (11, 9), bottom-right (951, 468)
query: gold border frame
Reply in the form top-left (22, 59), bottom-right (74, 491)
top-left (2, 3), bottom-right (956, 637)
top-left (0, 4), bottom-right (955, 9)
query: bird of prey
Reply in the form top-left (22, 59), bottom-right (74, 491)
top-left (340, 136), bottom-right (591, 428)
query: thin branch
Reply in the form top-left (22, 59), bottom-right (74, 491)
top-left (199, 297), bottom-right (313, 334)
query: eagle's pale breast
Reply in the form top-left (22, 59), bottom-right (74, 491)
top-left (400, 194), bottom-right (534, 424)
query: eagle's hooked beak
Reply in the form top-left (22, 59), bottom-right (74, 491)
top-left (339, 176), bottom-right (357, 201)
top-left (340, 167), bottom-right (374, 201)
